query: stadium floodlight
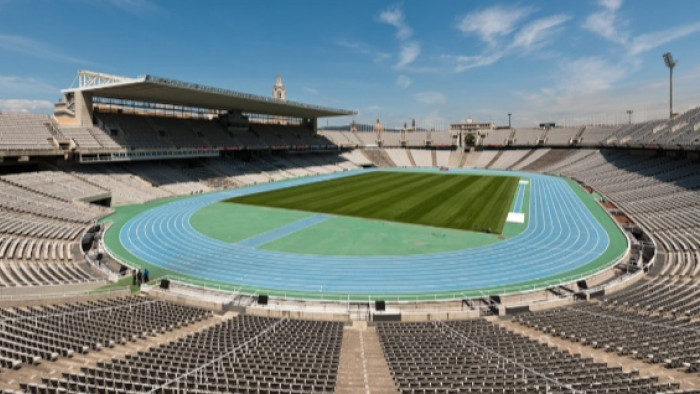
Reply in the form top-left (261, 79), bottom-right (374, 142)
top-left (662, 52), bottom-right (676, 119)
top-left (626, 110), bottom-right (633, 125)
top-left (507, 113), bottom-right (512, 128)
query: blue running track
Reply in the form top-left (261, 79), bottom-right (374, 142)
top-left (119, 168), bottom-right (614, 296)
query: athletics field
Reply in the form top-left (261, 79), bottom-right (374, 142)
top-left (101, 168), bottom-right (627, 301)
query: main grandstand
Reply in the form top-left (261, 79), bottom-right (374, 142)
top-left (0, 69), bottom-right (699, 392)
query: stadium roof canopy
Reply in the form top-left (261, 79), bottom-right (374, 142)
top-left (62, 70), bottom-right (356, 118)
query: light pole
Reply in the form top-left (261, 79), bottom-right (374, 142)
top-left (507, 113), bottom-right (512, 128)
top-left (626, 110), bottom-right (633, 125)
top-left (663, 52), bottom-right (676, 119)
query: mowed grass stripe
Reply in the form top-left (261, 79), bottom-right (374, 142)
top-left (227, 172), bottom-right (519, 234)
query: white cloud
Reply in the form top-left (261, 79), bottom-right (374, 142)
top-left (450, 52), bottom-right (504, 72)
top-left (302, 86), bottom-right (319, 95)
top-left (413, 91), bottom-right (446, 104)
top-left (628, 22), bottom-right (700, 55)
top-left (512, 15), bottom-right (570, 51)
top-left (457, 6), bottom-right (530, 45)
top-left (448, 11), bottom-right (569, 72)
top-left (0, 75), bottom-right (56, 94)
top-left (396, 75), bottom-right (412, 88)
top-left (583, 0), bottom-right (628, 45)
top-left (378, 3), bottom-right (412, 40)
top-left (0, 99), bottom-right (54, 113)
top-left (560, 57), bottom-right (627, 95)
top-left (396, 42), bottom-right (421, 68)
top-left (0, 34), bottom-right (88, 64)
top-left (336, 40), bottom-right (391, 63)
top-left (583, 0), bottom-right (700, 55)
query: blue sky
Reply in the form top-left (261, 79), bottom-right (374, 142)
top-left (1, 0), bottom-right (700, 128)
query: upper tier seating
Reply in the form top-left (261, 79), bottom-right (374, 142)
top-left (430, 131), bottom-right (454, 147)
top-left (512, 128), bottom-right (543, 146)
top-left (545, 127), bottom-right (580, 146)
top-left (405, 131), bottom-right (428, 146)
top-left (0, 114), bottom-right (56, 151)
top-left (58, 126), bottom-right (124, 150)
top-left (480, 129), bottom-right (511, 146)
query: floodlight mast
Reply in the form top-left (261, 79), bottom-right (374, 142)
top-left (626, 110), bottom-right (633, 125)
top-left (663, 52), bottom-right (676, 120)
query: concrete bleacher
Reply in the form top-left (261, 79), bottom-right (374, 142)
top-left (512, 128), bottom-right (543, 146)
top-left (435, 150), bottom-right (450, 167)
top-left (405, 131), bottom-right (427, 146)
top-left (58, 126), bottom-right (124, 150)
top-left (127, 162), bottom-right (212, 195)
top-left (382, 132), bottom-right (402, 147)
top-left (354, 132), bottom-right (379, 147)
top-left (321, 130), bottom-right (355, 147)
top-left (580, 126), bottom-right (616, 145)
top-left (472, 150), bottom-right (498, 167)
top-left (410, 149), bottom-right (432, 167)
top-left (0, 114), bottom-right (57, 151)
top-left (384, 148), bottom-right (412, 167)
top-left (510, 148), bottom-right (550, 170)
top-left (69, 165), bottom-right (173, 205)
top-left (1, 171), bottom-right (108, 202)
top-left (486, 149), bottom-right (529, 170)
top-left (430, 131), bottom-right (454, 147)
top-left (480, 129), bottom-right (511, 146)
top-left (340, 149), bottom-right (373, 167)
top-left (545, 127), bottom-right (580, 146)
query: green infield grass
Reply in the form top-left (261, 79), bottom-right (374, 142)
top-left (226, 171), bottom-right (519, 234)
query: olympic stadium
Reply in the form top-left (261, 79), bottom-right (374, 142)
top-left (0, 67), bottom-right (699, 393)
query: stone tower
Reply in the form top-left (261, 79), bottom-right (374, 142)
top-left (273, 74), bottom-right (286, 101)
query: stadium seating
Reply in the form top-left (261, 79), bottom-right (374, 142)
top-left (486, 149), bottom-right (530, 169)
top-left (515, 302), bottom-right (700, 371)
top-left (58, 126), bottom-right (123, 150)
top-left (0, 295), bottom-right (210, 372)
top-left (512, 128), bottom-right (543, 146)
top-left (405, 131), bottom-right (428, 146)
top-left (409, 148), bottom-right (432, 167)
top-left (480, 129), bottom-right (511, 146)
top-left (537, 149), bottom-right (700, 277)
top-left (4, 103), bottom-right (700, 392)
top-left (21, 315), bottom-right (342, 394)
top-left (0, 114), bottom-right (57, 151)
top-left (384, 148), bottom-right (412, 167)
top-left (509, 148), bottom-right (550, 170)
top-left (378, 319), bottom-right (680, 393)
top-left (435, 150), bottom-right (450, 167)
top-left (430, 131), bottom-right (454, 147)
